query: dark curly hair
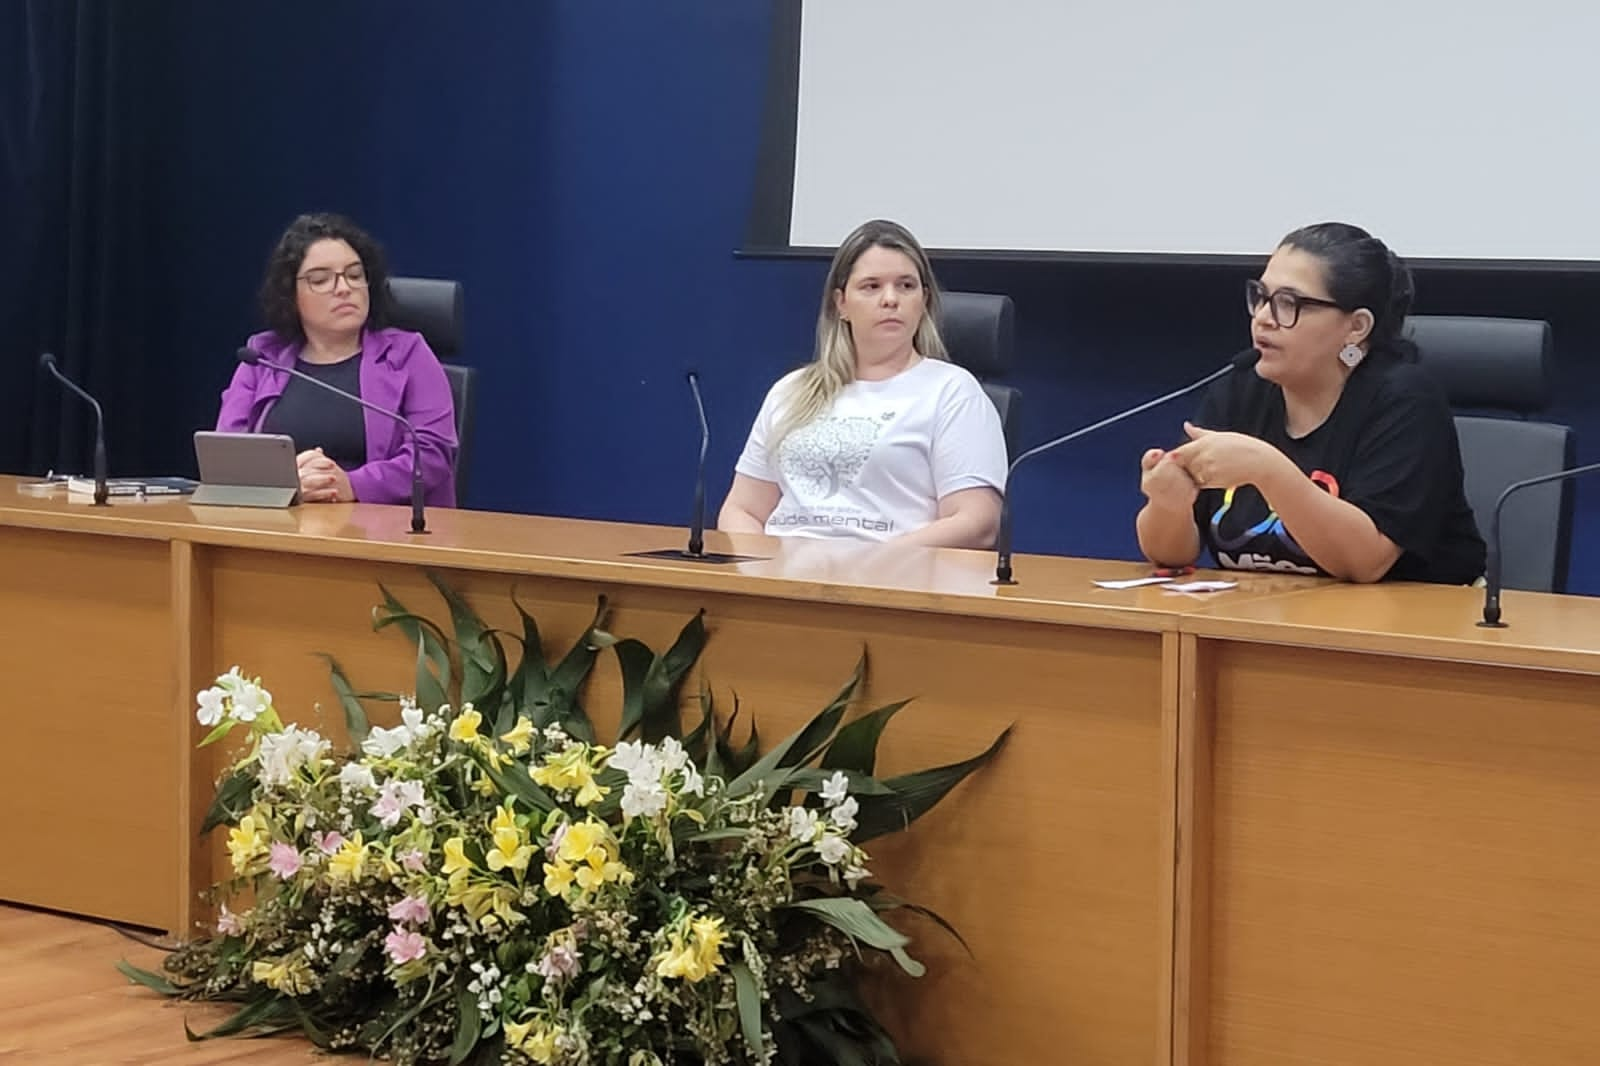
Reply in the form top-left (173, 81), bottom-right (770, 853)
top-left (1278, 221), bottom-right (1417, 364)
top-left (257, 213), bottom-right (393, 342)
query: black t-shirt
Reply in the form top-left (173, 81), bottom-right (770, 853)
top-left (260, 354), bottom-right (368, 470)
top-left (1191, 359), bottom-right (1485, 584)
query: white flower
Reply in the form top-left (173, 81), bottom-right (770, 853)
top-left (196, 686), bottom-right (227, 727)
top-left (819, 771), bottom-right (850, 807)
top-left (229, 680), bottom-right (271, 723)
top-left (680, 763), bottom-right (704, 797)
top-left (816, 834), bottom-right (851, 866)
top-left (829, 796), bottom-right (859, 832)
top-left (608, 740), bottom-right (653, 778)
top-left (361, 724), bottom-right (410, 758)
top-left (400, 700), bottom-right (434, 739)
top-left (787, 807), bottom-right (822, 842)
top-left (257, 726), bottom-right (329, 787)
top-left (339, 763), bottom-right (377, 794)
top-left (620, 781), bottom-right (668, 820)
top-left (843, 863), bottom-right (869, 888)
top-left (370, 778), bottom-right (429, 828)
top-left (656, 736), bottom-right (688, 774)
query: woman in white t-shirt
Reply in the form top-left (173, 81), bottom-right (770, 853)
top-left (718, 220), bottom-right (1008, 548)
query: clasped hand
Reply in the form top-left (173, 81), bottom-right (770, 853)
top-left (297, 448), bottom-right (354, 504)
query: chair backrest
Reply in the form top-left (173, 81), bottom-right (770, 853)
top-left (1405, 315), bottom-right (1573, 592)
top-left (387, 277), bottom-right (475, 505)
top-left (940, 291), bottom-right (1022, 460)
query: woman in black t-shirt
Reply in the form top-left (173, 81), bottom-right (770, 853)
top-left (1135, 222), bottom-right (1485, 584)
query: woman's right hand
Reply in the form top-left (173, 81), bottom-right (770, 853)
top-left (1140, 448), bottom-right (1199, 513)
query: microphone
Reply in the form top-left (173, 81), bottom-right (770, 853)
top-left (236, 346), bottom-right (428, 534)
top-left (993, 348), bottom-right (1258, 585)
top-left (686, 370), bottom-right (709, 557)
top-left (39, 352), bottom-right (109, 506)
top-left (623, 369), bottom-right (765, 565)
top-left (1478, 461), bottom-right (1600, 627)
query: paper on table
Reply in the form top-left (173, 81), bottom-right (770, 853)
top-left (1162, 580), bottom-right (1239, 594)
top-left (1092, 576), bottom-right (1177, 590)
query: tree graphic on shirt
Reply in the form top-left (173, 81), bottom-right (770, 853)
top-left (780, 415), bottom-right (882, 499)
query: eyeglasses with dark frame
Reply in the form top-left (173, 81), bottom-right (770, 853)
top-left (1245, 278), bottom-right (1344, 328)
top-left (297, 264), bottom-right (369, 295)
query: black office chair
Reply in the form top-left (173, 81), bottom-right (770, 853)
top-left (940, 292), bottom-right (1022, 460)
top-left (1405, 315), bottom-right (1574, 593)
top-left (387, 277), bottom-right (477, 507)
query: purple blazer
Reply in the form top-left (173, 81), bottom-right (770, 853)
top-left (216, 328), bottom-right (459, 507)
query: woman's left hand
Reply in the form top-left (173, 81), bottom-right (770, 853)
top-left (1168, 423), bottom-right (1285, 490)
top-left (296, 448), bottom-right (355, 504)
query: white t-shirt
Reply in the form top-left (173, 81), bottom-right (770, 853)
top-left (733, 358), bottom-right (1008, 541)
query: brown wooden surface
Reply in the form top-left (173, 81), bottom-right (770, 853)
top-left (1193, 639), bottom-right (1600, 1066)
top-left (0, 904), bottom-right (319, 1064)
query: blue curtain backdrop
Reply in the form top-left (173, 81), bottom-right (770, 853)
top-left (5, 0), bottom-right (1596, 592)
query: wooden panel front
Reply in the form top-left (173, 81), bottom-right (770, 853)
top-left (1203, 641), bottom-right (1600, 1066)
top-left (199, 548), bottom-right (1172, 1066)
top-left (0, 527), bottom-right (175, 928)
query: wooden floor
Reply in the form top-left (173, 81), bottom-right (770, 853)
top-left (0, 905), bottom-right (319, 1064)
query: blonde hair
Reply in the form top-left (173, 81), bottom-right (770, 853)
top-left (769, 219), bottom-right (948, 449)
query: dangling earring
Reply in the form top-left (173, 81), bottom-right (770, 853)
top-left (1338, 343), bottom-right (1365, 368)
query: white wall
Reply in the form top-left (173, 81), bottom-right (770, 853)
top-left (792, 1), bottom-right (1600, 261)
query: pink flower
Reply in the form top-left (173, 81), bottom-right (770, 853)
top-left (216, 905), bottom-right (246, 936)
top-left (535, 943), bottom-right (582, 980)
top-left (399, 848), bottom-right (427, 871)
top-left (384, 927), bottom-right (427, 965)
top-left (267, 842), bottom-right (302, 880)
top-left (387, 895), bottom-right (431, 925)
top-left (315, 830), bottom-right (345, 855)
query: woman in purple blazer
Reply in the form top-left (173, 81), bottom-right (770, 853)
top-left (216, 214), bottom-right (458, 507)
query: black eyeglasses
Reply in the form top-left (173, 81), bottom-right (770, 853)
top-left (297, 264), bottom-right (369, 294)
top-left (1245, 278), bottom-right (1344, 328)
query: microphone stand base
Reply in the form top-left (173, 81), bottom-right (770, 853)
top-left (626, 548), bottom-right (767, 565)
top-left (990, 577), bottom-right (1018, 586)
top-left (1476, 619), bottom-right (1508, 629)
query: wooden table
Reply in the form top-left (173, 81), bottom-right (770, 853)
top-left (4, 479), bottom-right (1595, 1065)
top-left (1176, 584), bottom-right (1600, 1066)
top-left (0, 479), bottom-right (1308, 1066)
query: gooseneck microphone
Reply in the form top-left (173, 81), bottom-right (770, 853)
top-left (993, 348), bottom-right (1258, 585)
top-left (1479, 461), bottom-right (1600, 627)
top-left (236, 347), bottom-right (428, 534)
top-left (686, 370), bottom-right (709, 557)
top-left (39, 352), bottom-right (109, 506)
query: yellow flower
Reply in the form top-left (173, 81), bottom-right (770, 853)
top-left (486, 806), bottom-right (534, 874)
top-left (442, 836), bottom-right (473, 877)
top-left (523, 1025), bottom-right (558, 1063)
top-left (503, 1018), bottom-right (533, 1048)
top-left (449, 707), bottom-right (483, 743)
top-left (499, 716), bottom-right (535, 755)
top-left (251, 955), bottom-right (316, 995)
top-left (655, 914), bottom-right (727, 983)
top-left (327, 833), bottom-right (367, 883)
top-left (531, 747), bottom-right (608, 806)
top-left (543, 861), bottom-right (575, 897)
top-left (226, 813), bottom-right (268, 874)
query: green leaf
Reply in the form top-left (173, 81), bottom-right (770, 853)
top-left (614, 609), bottom-right (707, 743)
top-left (318, 653), bottom-right (371, 744)
top-left (186, 994), bottom-right (291, 1039)
top-left (731, 960), bottom-right (766, 1055)
top-left (427, 572), bottom-right (507, 710)
top-left (784, 897), bottom-right (925, 977)
top-left (863, 891), bottom-right (971, 956)
top-left (777, 654), bottom-right (866, 771)
top-left (819, 699), bottom-right (912, 776)
top-left (200, 768), bottom-right (257, 834)
top-left (116, 960), bottom-right (181, 995)
top-left (512, 590), bottom-right (602, 743)
top-left (778, 768), bottom-right (894, 797)
top-left (473, 752), bottom-right (557, 815)
top-left (372, 586), bottom-right (452, 711)
top-left (448, 981), bottom-right (483, 1064)
top-left (851, 726), bottom-right (1012, 843)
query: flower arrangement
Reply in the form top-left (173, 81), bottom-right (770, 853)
top-left (125, 579), bottom-right (1006, 1065)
